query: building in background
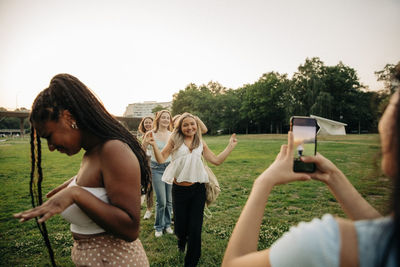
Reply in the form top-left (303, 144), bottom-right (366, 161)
top-left (123, 101), bottom-right (172, 118)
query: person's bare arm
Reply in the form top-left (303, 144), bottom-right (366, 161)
top-left (145, 131), bottom-right (173, 163)
top-left (203, 134), bottom-right (237, 165)
top-left (46, 176), bottom-right (75, 198)
top-left (222, 132), bottom-right (311, 267)
top-left (337, 218), bottom-right (359, 267)
top-left (14, 140), bottom-right (143, 241)
top-left (302, 154), bottom-right (381, 220)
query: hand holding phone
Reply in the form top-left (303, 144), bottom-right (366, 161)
top-left (290, 116), bottom-right (317, 172)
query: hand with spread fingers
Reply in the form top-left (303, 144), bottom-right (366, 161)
top-left (14, 186), bottom-right (79, 223)
top-left (256, 131), bottom-right (311, 187)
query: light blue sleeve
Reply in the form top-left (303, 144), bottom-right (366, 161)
top-left (269, 214), bottom-right (340, 267)
top-left (355, 216), bottom-right (396, 267)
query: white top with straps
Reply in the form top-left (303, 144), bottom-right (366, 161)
top-left (60, 176), bottom-right (109, 235)
top-left (161, 141), bottom-right (209, 184)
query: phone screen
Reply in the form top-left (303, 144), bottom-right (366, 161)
top-left (290, 117), bottom-right (317, 172)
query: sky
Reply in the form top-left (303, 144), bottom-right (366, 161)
top-left (0, 0), bottom-right (399, 116)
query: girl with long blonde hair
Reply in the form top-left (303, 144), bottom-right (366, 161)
top-left (142, 110), bottom-right (174, 237)
top-left (145, 112), bottom-right (237, 267)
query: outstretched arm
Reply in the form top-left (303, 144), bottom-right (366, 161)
top-left (203, 133), bottom-right (237, 165)
top-left (222, 132), bottom-right (311, 267)
top-left (302, 154), bottom-right (381, 220)
top-left (144, 131), bottom-right (173, 163)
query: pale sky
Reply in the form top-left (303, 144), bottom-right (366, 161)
top-left (1, 0), bottom-right (399, 116)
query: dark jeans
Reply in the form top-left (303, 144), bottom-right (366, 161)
top-left (172, 183), bottom-right (206, 267)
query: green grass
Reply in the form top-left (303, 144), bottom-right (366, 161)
top-left (0, 134), bottom-right (392, 266)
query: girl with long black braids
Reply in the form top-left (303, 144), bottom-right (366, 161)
top-left (14, 73), bottom-right (151, 266)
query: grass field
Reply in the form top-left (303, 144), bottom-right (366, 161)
top-left (0, 134), bottom-right (392, 266)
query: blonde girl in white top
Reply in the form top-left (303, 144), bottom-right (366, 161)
top-left (145, 112), bottom-right (237, 267)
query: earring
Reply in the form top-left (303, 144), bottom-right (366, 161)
top-left (71, 122), bottom-right (78, 129)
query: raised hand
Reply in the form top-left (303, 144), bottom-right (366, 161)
top-left (256, 131), bottom-right (311, 187)
top-left (144, 131), bottom-right (155, 146)
top-left (229, 133), bottom-right (238, 149)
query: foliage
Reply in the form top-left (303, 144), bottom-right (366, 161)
top-left (152, 105), bottom-right (165, 114)
top-left (171, 57), bottom-right (394, 134)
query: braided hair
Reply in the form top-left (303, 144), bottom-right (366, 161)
top-left (30, 126), bottom-right (56, 266)
top-left (29, 73), bottom-right (151, 266)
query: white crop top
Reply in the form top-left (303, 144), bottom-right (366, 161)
top-left (161, 141), bottom-right (209, 184)
top-left (60, 176), bottom-right (110, 235)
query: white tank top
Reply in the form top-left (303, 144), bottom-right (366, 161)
top-left (60, 177), bottom-right (109, 235)
top-left (161, 141), bottom-right (209, 184)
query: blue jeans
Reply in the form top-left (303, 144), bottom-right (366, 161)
top-left (151, 161), bottom-right (172, 231)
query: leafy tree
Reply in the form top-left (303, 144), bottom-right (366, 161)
top-left (240, 72), bottom-right (287, 133)
top-left (310, 91), bottom-right (334, 118)
top-left (374, 62), bottom-right (399, 117)
top-left (219, 89), bottom-right (244, 134)
top-left (289, 57), bottom-right (326, 116)
top-left (169, 58), bottom-right (393, 134)
top-left (152, 105), bottom-right (165, 114)
top-left (375, 63), bottom-right (398, 94)
top-left (171, 83), bottom-right (202, 116)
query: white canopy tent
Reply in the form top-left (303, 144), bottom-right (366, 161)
top-left (310, 114), bottom-right (347, 135)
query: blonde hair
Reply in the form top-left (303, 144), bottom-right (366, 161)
top-left (153, 110), bottom-right (173, 133)
top-left (172, 114), bottom-right (181, 128)
top-left (171, 112), bottom-right (202, 152)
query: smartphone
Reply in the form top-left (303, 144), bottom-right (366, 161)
top-left (290, 116), bottom-right (317, 172)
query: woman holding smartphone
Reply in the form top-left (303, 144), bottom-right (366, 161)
top-left (222, 63), bottom-right (400, 267)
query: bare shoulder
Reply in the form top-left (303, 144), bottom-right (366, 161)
top-left (99, 140), bottom-right (139, 169)
top-left (100, 139), bottom-right (134, 156)
top-left (335, 217), bottom-right (359, 267)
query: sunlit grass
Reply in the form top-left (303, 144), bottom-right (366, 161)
top-left (0, 134), bottom-right (391, 266)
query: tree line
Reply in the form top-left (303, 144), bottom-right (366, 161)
top-left (1, 57), bottom-right (397, 135)
top-left (171, 57), bottom-right (398, 135)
